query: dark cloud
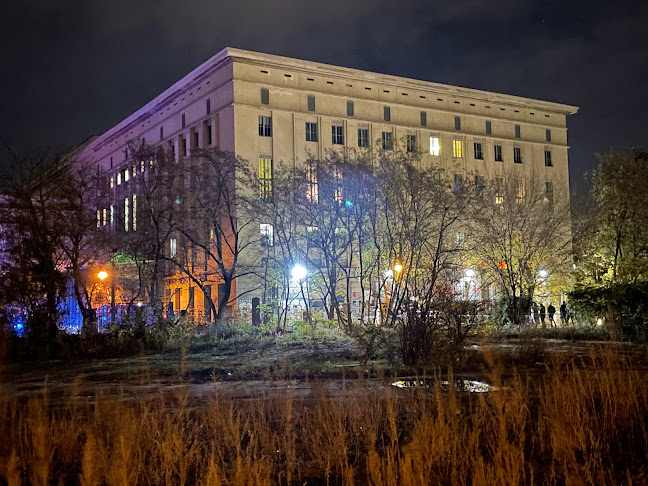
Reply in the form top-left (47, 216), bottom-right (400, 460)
top-left (2, 0), bottom-right (647, 190)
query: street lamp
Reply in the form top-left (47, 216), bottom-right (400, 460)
top-left (291, 264), bottom-right (307, 281)
top-left (97, 270), bottom-right (108, 280)
top-left (539, 269), bottom-right (548, 278)
top-left (393, 262), bottom-right (403, 274)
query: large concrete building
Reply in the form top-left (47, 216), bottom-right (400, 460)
top-left (79, 47), bottom-right (578, 320)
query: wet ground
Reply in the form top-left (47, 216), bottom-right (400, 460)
top-left (2, 336), bottom-right (647, 406)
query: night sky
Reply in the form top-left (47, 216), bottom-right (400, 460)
top-left (2, 0), bottom-right (647, 191)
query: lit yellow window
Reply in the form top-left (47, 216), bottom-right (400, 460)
top-left (430, 137), bottom-right (440, 156)
top-left (258, 156), bottom-right (273, 199)
top-left (110, 176), bottom-right (114, 189)
top-left (452, 140), bottom-right (463, 158)
top-left (306, 163), bottom-right (318, 202)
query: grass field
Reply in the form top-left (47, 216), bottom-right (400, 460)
top-left (1, 328), bottom-right (647, 484)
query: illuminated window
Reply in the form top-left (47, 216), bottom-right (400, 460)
top-left (332, 125), bottom-right (344, 145)
top-left (110, 205), bottom-right (114, 226)
top-left (514, 146), bottom-right (522, 163)
top-left (515, 179), bottom-right (525, 204)
top-left (117, 173), bottom-right (122, 185)
top-left (102, 208), bottom-right (107, 226)
top-left (406, 134), bottom-right (416, 153)
top-left (170, 238), bottom-right (177, 258)
top-left (358, 128), bottom-right (369, 147)
top-left (545, 150), bottom-right (552, 167)
top-left (260, 224), bottom-right (274, 247)
top-left (495, 177), bottom-right (504, 205)
top-left (124, 197), bottom-right (129, 232)
top-left (258, 116), bottom-right (272, 137)
top-left (132, 195), bottom-right (137, 231)
top-left (305, 122), bottom-right (318, 142)
top-left (141, 160), bottom-right (145, 173)
top-left (382, 131), bottom-right (393, 150)
top-left (456, 232), bottom-right (465, 246)
top-left (110, 176), bottom-right (114, 189)
top-left (452, 139), bottom-right (463, 158)
top-left (96, 210), bottom-right (101, 228)
top-left (306, 163), bottom-right (318, 202)
top-left (494, 144), bottom-right (503, 162)
top-left (430, 137), bottom-right (440, 156)
top-left (124, 168), bottom-right (130, 182)
top-left (474, 142), bottom-right (483, 160)
top-left (259, 156), bottom-right (273, 199)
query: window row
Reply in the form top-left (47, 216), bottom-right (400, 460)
top-left (96, 195), bottom-right (137, 232)
top-left (259, 89), bottom-right (554, 141)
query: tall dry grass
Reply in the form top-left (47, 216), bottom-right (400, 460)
top-left (0, 349), bottom-right (647, 485)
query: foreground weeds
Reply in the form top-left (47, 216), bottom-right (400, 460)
top-left (0, 349), bottom-right (647, 485)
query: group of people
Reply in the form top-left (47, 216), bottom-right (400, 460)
top-left (530, 301), bottom-right (573, 328)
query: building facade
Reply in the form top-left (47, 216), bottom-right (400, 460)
top-left (79, 47), bottom-right (578, 321)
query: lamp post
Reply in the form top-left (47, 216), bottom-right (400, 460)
top-left (291, 264), bottom-right (310, 323)
top-left (464, 268), bottom-right (475, 300)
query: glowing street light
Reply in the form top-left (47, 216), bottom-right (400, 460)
top-left (393, 263), bottom-right (403, 274)
top-left (539, 269), bottom-right (549, 278)
top-left (97, 270), bottom-right (108, 280)
top-left (291, 264), bottom-right (307, 281)
top-left (465, 268), bottom-right (475, 278)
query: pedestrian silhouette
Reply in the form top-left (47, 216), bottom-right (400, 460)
top-left (548, 303), bottom-right (556, 327)
top-left (560, 302), bottom-right (567, 326)
top-left (539, 303), bottom-right (546, 328)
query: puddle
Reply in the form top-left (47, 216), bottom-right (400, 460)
top-left (391, 378), bottom-right (495, 393)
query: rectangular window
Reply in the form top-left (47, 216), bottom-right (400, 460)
top-left (514, 146), bottom-right (522, 163)
top-left (474, 142), bottom-right (483, 160)
top-left (494, 144), bottom-right (503, 162)
top-left (193, 131), bottom-right (199, 148)
top-left (96, 209), bottom-right (101, 228)
top-left (515, 124), bottom-right (521, 138)
top-left (206, 98), bottom-right (211, 114)
top-left (159, 126), bottom-right (164, 141)
top-left (182, 113), bottom-right (186, 129)
top-left (110, 176), bottom-right (114, 188)
top-left (475, 175), bottom-right (485, 193)
top-left (515, 179), bottom-right (525, 204)
top-left (545, 181), bottom-right (554, 204)
top-left (181, 136), bottom-right (187, 156)
top-left (170, 238), bottom-right (177, 258)
top-left (406, 134), bottom-right (416, 153)
top-left (358, 128), bottom-right (369, 147)
top-left (260, 224), bottom-right (274, 247)
top-left (332, 125), bottom-right (344, 145)
top-left (117, 172), bottom-right (122, 185)
top-left (486, 120), bottom-right (492, 134)
top-left (456, 232), bottom-right (465, 247)
top-left (261, 87), bottom-right (269, 105)
top-left (455, 116), bottom-right (461, 130)
top-left (110, 205), bottom-right (114, 226)
top-left (453, 173), bottom-right (463, 193)
top-left (420, 111), bottom-right (427, 126)
top-left (347, 100), bottom-right (354, 117)
top-left (495, 177), bottom-right (504, 205)
top-left (382, 131), bottom-right (393, 150)
top-left (207, 125), bottom-right (212, 145)
top-left (258, 156), bottom-right (273, 199)
top-left (305, 122), bottom-right (318, 142)
top-left (383, 106), bottom-right (391, 122)
top-left (306, 163), bottom-right (318, 202)
top-left (452, 139), bottom-right (463, 158)
top-left (546, 129), bottom-right (551, 142)
top-left (102, 208), bottom-right (107, 226)
top-left (124, 197), bottom-right (129, 232)
top-left (430, 137), bottom-right (440, 156)
top-left (132, 195), bottom-right (137, 231)
top-left (307, 95), bottom-right (315, 112)
top-left (545, 150), bottom-right (552, 167)
top-left (258, 115), bottom-right (272, 136)
top-left (141, 160), bottom-right (145, 173)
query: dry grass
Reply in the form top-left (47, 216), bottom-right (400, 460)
top-left (0, 349), bottom-right (647, 485)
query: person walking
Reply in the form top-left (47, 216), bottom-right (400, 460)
top-left (548, 303), bottom-right (556, 328)
top-left (560, 302), bottom-right (568, 326)
top-left (539, 303), bottom-right (546, 329)
top-left (531, 301), bottom-right (538, 326)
